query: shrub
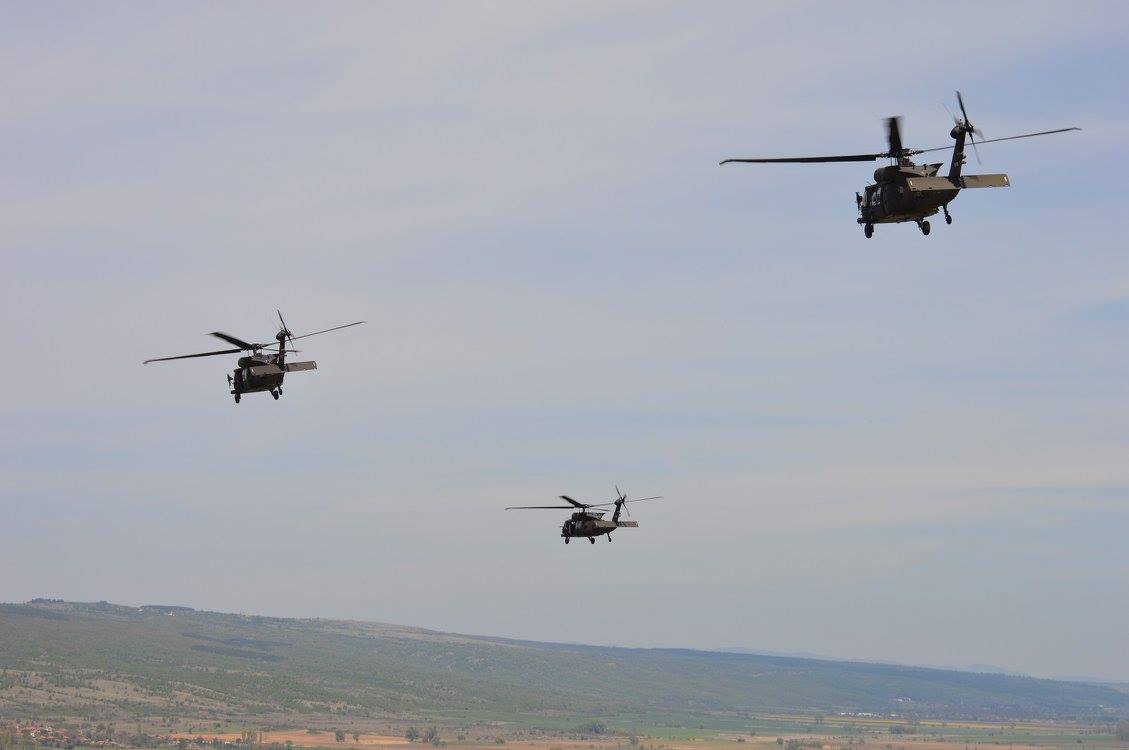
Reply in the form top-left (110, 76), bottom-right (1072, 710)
top-left (576, 723), bottom-right (608, 736)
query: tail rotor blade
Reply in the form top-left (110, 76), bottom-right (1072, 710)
top-left (277, 309), bottom-right (297, 351)
top-left (956, 90), bottom-right (970, 126)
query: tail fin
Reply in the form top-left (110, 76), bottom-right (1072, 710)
top-left (612, 486), bottom-right (626, 522)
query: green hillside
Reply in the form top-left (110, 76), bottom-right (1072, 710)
top-left (1, 601), bottom-right (1125, 727)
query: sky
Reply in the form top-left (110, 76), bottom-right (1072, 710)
top-left (2, 2), bottom-right (1128, 682)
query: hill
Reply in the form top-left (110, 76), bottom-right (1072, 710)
top-left (1, 600), bottom-right (1125, 727)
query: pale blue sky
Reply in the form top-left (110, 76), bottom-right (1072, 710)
top-left (2, 2), bottom-right (1128, 681)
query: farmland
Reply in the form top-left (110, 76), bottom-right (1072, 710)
top-left (1, 600), bottom-right (1127, 749)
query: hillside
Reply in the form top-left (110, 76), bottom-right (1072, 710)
top-left (1, 601), bottom-right (1125, 727)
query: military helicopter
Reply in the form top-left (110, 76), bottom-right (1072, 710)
top-left (506, 487), bottom-right (663, 544)
top-left (720, 91), bottom-right (1079, 237)
top-left (143, 310), bottom-right (363, 403)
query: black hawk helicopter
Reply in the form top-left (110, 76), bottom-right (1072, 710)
top-left (721, 91), bottom-right (1079, 237)
top-left (143, 310), bottom-right (363, 403)
top-left (506, 487), bottom-right (663, 544)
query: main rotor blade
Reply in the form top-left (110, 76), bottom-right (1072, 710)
top-left (210, 332), bottom-right (259, 349)
top-left (912, 127), bottom-right (1080, 155)
top-left (721, 153), bottom-right (885, 165)
top-left (288, 321), bottom-right (365, 341)
top-left (558, 495), bottom-right (588, 508)
top-left (505, 505), bottom-right (576, 510)
top-left (886, 116), bottom-right (903, 156)
top-left (587, 495), bottom-right (664, 509)
top-left (144, 347), bottom-right (242, 364)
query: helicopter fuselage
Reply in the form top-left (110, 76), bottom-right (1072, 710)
top-left (231, 355), bottom-right (285, 395)
top-left (229, 353), bottom-right (317, 402)
top-left (560, 510), bottom-right (638, 542)
top-left (857, 163), bottom-right (955, 224)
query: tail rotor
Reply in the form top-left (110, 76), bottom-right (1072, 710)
top-left (954, 90), bottom-right (983, 164)
top-left (276, 309), bottom-right (297, 354)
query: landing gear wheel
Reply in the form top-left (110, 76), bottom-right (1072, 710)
top-left (277, 387), bottom-right (282, 395)
top-left (944, 213), bottom-right (952, 225)
top-left (564, 537), bottom-right (570, 544)
top-left (589, 537), bottom-right (595, 544)
top-left (921, 220), bottom-right (931, 236)
top-left (607, 534), bottom-right (612, 542)
top-left (271, 389), bottom-right (280, 400)
top-left (864, 223), bottom-right (873, 239)
top-left (234, 394), bottom-right (241, 404)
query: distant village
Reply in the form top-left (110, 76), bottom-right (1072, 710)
top-left (1, 721), bottom-right (122, 749)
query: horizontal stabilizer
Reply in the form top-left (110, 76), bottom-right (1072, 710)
top-left (615, 520), bottom-right (639, 528)
top-left (960, 173), bottom-right (1009, 188)
top-left (284, 361), bottom-right (317, 373)
top-left (249, 364), bottom-right (284, 376)
top-left (904, 176), bottom-right (959, 192)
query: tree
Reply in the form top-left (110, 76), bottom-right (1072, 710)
top-left (353, 735), bottom-right (360, 743)
top-left (335, 731), bottom-right (346, 743)
top-left (406, 729), bottom-right (421, 743)
top-left (424, 728), bottom-right (440, 746)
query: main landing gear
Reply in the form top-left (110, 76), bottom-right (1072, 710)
top-left (233, 393), bottom-right (241, 404)
top-left (943, 205), bottom-right (953, 225)
top-left (271, 389), bottom-right (280, 400)
top-left (588, 537), bottom-right (596, 544)
top-left (564, 537), bottom-right (570, 544)
top-left (864, 223), bottom-right (873, 239)
top-left (917, 219), bottom-right (931, 236)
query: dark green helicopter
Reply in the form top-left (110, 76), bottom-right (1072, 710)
top-left (507, 487), bottom-right (663, 544)
top-left (721, 92), bottom-right (1079, 237)
top-left (143, 310), bottom-right (363, 403)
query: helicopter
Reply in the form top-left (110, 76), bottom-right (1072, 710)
top-left (506, 487), bottom-right (663, 544)
top-left (720, 91), bottom-right (1079, 237)
top-left (143, 310), bottom-right (363, 403)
